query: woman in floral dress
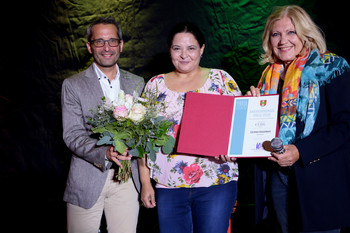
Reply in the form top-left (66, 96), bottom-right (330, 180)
top-left (138, 22), bottom-right (242, 233)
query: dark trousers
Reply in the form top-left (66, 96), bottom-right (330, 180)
top-left (270, 169), bottom-right (340, 233)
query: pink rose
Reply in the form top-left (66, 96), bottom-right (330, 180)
top-left (182, 164), bottom-right (204, 184)
top-left (113, 105), bottom-right (128, 119)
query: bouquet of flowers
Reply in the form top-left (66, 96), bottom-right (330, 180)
top-left (88, 89), bottom-right (175, 182)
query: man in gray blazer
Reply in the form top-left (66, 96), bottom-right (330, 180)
top-left (61, 17), bottom-right (144, 233)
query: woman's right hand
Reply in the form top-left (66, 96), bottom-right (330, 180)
top-left (245, 86), bottom-right (261, 97)
top-left (140, 183), bottom-right (156, 208)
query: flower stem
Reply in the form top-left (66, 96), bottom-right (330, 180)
top-left (114, 160), bottom-right (131, 182)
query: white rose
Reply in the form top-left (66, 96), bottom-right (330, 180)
top-left (128, 103), bottom-right (146, 123)
top-left (114, 91), bottom-right (125, 107)
top-left (125, 94), bottom-right (134, 110)
top-left (118, 90), bottom-right (125, 101)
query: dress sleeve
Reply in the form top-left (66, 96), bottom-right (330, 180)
top-left (142, 75), bottom-right (162, 99)
top-left (218, 69), bottom-right (242, 96)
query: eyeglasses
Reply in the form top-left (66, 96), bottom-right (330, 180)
top-left (89, 38), bottom-right (121, 47)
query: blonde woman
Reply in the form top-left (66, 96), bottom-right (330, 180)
top-left (252, 5), bottom-right (350, 233)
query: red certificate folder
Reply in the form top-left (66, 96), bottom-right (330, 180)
top-left (176, 92), bottom-right (234, 156)
top-left (176, 92), bottom-right (279, 157)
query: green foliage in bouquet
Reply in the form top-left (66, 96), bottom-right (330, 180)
top-left (91, 115), bottom-right (175, 161)
top-left (88, 89), bottom-right (175, 182)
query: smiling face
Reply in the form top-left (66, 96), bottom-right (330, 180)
top-left (170, 32), bottom-right (205, 74)
top-left (86, 23), bottom-right (123, 70)
top-left (270, 16), bottom-right (304, 65)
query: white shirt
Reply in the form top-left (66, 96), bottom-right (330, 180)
top-left (93, 63), bottom-right (121, 161)
top-left (93, 62), bottom-right (121, 102)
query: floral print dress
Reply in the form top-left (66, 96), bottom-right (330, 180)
top-left (143, 68), bottom-right (242, 188)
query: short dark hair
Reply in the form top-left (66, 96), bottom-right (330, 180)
top-left (167, 22), bottom-right (205, 49)
top-left (87, 17), bottom-right (123, 41)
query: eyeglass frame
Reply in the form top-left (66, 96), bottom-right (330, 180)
top-left (89, 38), bottom-right (122, 47)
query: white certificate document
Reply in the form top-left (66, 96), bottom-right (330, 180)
top-left (227, 95), bottom-right (279, 157)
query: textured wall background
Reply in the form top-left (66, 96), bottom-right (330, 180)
top-left (0, 0), bottom-right (348, 232)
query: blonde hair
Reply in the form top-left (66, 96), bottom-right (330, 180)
top-left (260, 5), bottom-right (327, 64)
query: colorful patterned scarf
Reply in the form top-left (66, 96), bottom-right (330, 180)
top-left (258, 49), bottom-right (349, 144)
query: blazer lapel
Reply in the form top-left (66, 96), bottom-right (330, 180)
top-left (120, 70), bottom-right (129, 94)
top-left (85, 64), bottom-right (104, 105)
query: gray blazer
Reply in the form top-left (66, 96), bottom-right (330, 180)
top-left (61, 64), bottom-right (144, 209)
